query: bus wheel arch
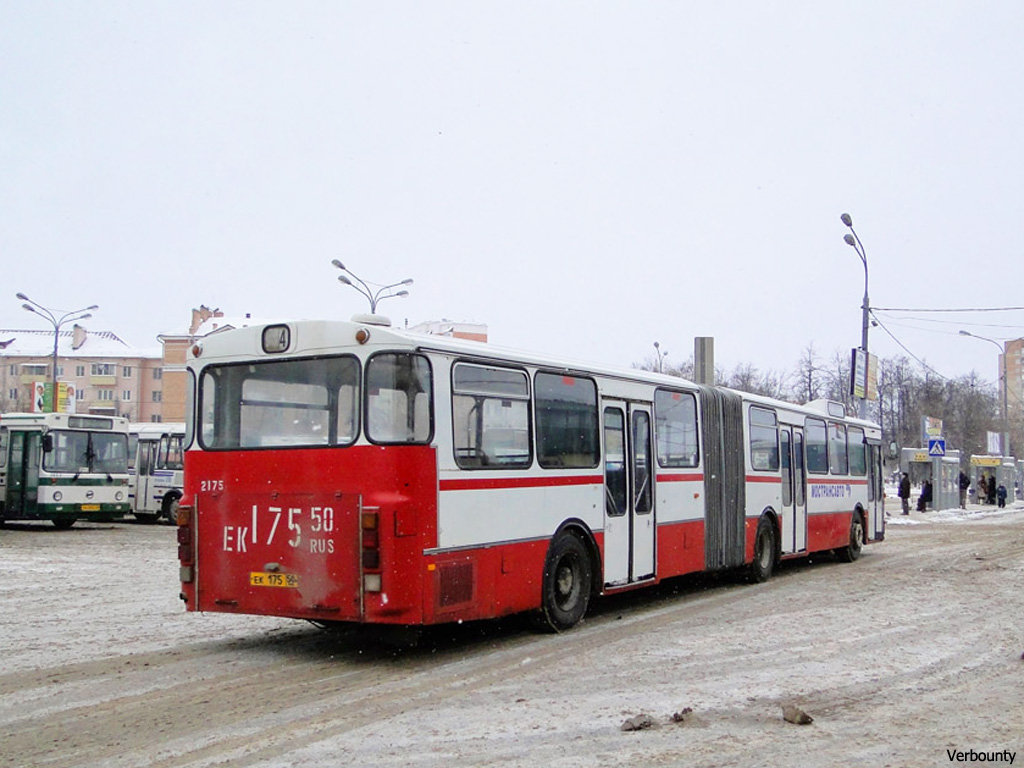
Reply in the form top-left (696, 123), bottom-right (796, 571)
top-left (836, 507), bottom-right (865, 563)
top-left (748, 510), bottom-right (778, 584)
top-left (534, 521), bottom-right (598, 633)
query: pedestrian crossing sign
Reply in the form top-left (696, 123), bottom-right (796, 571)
top-left (928, 438), bottom-right (946, 457)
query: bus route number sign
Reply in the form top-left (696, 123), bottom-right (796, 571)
top-left (250, 572), bottom-right (299, 588)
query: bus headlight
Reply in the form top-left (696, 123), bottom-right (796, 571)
top-left (115, 491), bottom-right (124, 501)
top-left (53, 491), bottom-right (62, 501)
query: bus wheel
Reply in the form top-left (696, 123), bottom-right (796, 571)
top-left (536, 533), bottom-right (592, 632)
top-left (162, 496), bottom-right (180, 525)
top-left (836, 512), bottom-right (864, 563)
top-left (52, 518), bottom-right (76, 530)
top-left (748, 516), bottom-right (776, 583)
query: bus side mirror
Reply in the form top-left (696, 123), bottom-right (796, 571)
top-left (42, 434), bottom-right (54, 453)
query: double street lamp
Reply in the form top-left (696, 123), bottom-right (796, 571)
top-left (841, 213), bottom-right (871, 419)
top-left (331, 260), bottom-right (413, 315)
top-left (653, 341), bottom-right (667, 373)
top-left (16, 293), bottom-right (98, 412)
top-left (959, 330), bottom-right (1010, 457)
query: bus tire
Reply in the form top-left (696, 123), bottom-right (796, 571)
top-left (536, 532), bottom-right (592, 632)
top-left (162, 495), bottom-right (180, 525)
top-left (835, 512), bottom-right (864, 563)
top-left (748, 516), bottom-right (776, 583)
top-left (134, 513), bottom-right (159, 524)
top-left (52, 518), bottom-right (77, 530)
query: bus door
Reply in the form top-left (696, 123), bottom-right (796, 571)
top-left (868, 443), bottom-right (885, 539)
top-left (779, 427), bottom-right (807, 554)
top-left (602, 401), bottom-right (656, 587)
top-left (134, 440), bottom-right (155, 514)
top-left (6, 431), bottom-right (40, 515)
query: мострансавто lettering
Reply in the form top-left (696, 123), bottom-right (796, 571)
top-left (809, 484), bottom-right (852, 499)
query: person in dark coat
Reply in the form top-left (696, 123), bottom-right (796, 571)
top-left (917, 479), bottom-right (932, 512)
top-left (997, 483), bottom-right (1007, 508)
top-left (959, 471), bottom-right (970, 509)
top-left (987, 475), bottom-right (997, 505)
top-left (898, 472), bottom-right (911, 515)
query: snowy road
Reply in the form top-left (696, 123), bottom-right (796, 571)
top-left (2, 504), bottom-right (1023, 768)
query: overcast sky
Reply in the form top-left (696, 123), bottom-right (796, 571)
top-left (3, 2), bottom-right (1023, 388)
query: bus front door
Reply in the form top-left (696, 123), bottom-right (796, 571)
top-left (602, 402), bottom-right (656, 587)
top-left (6, 431), bottom-right (40, 516)
top-left (868, 443), bottom-right (885, 539)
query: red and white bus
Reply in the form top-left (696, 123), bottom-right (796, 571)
top-left (177, 318), bottom-right (884, 631)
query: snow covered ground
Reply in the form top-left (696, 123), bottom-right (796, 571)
top-left (2, 500), bottom-right (1022, 767)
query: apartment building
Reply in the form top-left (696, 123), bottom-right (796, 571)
top-left (0, 325), bottom-right (164, 420)
top-left (0, 306), bottom-right (234, 422)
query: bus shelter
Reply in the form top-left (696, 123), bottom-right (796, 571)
top-left (968, 455), bottom-right (1016, 504)
top-left (900, 448), bottom-right (960, 511)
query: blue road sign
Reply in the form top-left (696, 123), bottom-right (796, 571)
top-left (928, 438), bottom-right (946, 457)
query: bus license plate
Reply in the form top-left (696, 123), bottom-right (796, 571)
top-left (250, 572), bottom-right (299, 588)
top-left (81, 504), bottom-right (100, 511)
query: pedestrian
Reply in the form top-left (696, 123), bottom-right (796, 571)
top-left (917, 479), bottom-right (932, 512)
top-left (977, 475), bottom-right (988, 505)
top-left (899, 472), bottom-right (911, 515)
top-left (997, 483), bottom-right (1007, 508)
top-left (987, 475), bottom-right (997, 505)
top-left (959, 471), bottom-right (970, 509)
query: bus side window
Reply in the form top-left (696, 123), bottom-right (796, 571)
top-left (654, 389), bottom-right (699, 468)
top-left (748, 407), bottom-right (779, 471)
top-left (535, 372), bottom-right (599, 469)
top-left (848, 427), bottom-right (866, 476)
top-left (805, 417), bottom-right (828, 474)
top-left (829, 423), bottom-right (848, 475)
top-left (452, 363), bottom-right (531, 469)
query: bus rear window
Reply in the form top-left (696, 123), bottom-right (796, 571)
top-left (366, 353), bottom-right (433, 444)
top-left (200, 356), bottom-right (360, 449)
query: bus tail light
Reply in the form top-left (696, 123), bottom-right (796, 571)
top-left (361, 510), bottom-right (382, 590)
top-left (177, 503), bottom-right (194, 581)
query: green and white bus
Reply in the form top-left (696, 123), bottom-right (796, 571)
top-left (0, 413), bottom-right (131, 528)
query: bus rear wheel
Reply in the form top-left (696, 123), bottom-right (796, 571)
top-left (536, 532), bottom-right (592, 632)
top-left (51, 518), bottom-right (76, 530)
top-left (836, 512), bottom-right (864, 563)
top-left (748, 516), bottom-right (776, 583)
top-left (162, 495), bottom-right (180, 525)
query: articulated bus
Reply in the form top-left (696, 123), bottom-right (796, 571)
top-left (0, 412), bottom-right (131, 528)
top-left (128, 423), bottom-right (185, 523)
top-left (177, 318), bottom-right (884, 631)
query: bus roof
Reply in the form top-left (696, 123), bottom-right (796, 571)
top-left (189, 318), bottom-right (881, 432)
top-left (0, 412), bottom-right (129, 431)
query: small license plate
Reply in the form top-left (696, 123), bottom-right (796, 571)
top-left (80, 504), bottom-right (101, 511)
top-left (250, 572), bottom-right (299, 588)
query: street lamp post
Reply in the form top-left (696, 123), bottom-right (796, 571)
top-left (331, 260), bottom-right (413, 315)
top-left (653, 341), bottom-right (667, 373)
top-left (959, 330), bottom-right (1010, 457)
top-left (841, 213), bottom-right (871, 420)
top-left (16, 293), bottom-right (98, 412)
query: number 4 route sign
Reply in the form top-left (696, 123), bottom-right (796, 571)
top-left (928, 438), bottom-right (946, 457)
